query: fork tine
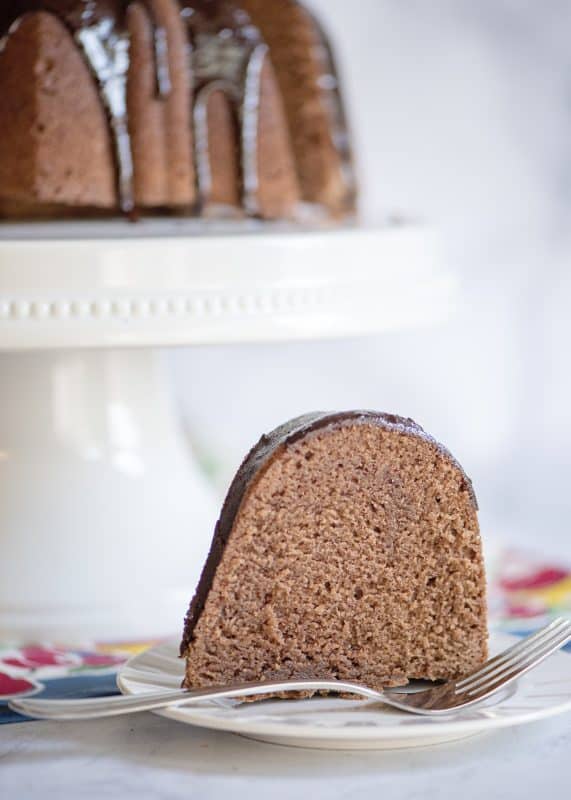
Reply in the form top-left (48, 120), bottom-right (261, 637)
top-left (456, 618), bottom-right (569, 690)
top-left (460, 620), bottom-right (571, 694)
top-left (465, 623), bottom-right (571, 699)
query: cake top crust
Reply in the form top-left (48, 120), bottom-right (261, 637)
top-left (180, 410), bottom-right (478, 655)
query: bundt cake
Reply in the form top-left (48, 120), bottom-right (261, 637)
top-left (0, 1), bottom-right (356, 220)
top-left (181, 411), bottom-right (488, 696)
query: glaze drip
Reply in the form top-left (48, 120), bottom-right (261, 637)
top-left (75, 13), bottom-right (134, 211)
top-left (181, 0), bottom-right (264, 212)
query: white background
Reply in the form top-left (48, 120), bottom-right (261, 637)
top-left (169, 0), bottom-right (571, 561)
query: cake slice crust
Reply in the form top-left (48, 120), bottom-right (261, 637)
top-left (182, 412), bottom-right (487, 694)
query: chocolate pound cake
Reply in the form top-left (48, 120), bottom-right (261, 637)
top-left (181, 412), bottom-right (488, 695)
top-left (0, 1), bottom-right (355, 221)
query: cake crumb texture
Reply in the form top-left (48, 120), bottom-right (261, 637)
top-left (183, 416), bottom-right (487, 695)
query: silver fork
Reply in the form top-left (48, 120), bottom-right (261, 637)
top-left (9, 618), bottom-right (571, 720)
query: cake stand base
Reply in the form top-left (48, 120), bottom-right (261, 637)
top-left (0, 349), bottom-right (218, 642)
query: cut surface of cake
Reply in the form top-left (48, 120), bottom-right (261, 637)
top-left (181, 411), bottom-right (488, 695)
top-left (0, 1), bottom-right (355, 221)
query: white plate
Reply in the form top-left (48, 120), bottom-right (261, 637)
top-left (117, 633), bottom-right (571, 750)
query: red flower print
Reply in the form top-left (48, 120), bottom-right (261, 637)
top-left (2, 646), bottom-right (79, 671)
top-left (74, 652), bottom-right (125, 668)
top-left (501, 567), bottom-right (569, 592)
top-left (0, 671), bottom-right (41, 700)
top-left (505, 603), bottom-right (545, 619)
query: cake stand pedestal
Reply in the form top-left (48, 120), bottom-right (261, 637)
top-left (0, 221), bottom-right (453, 641)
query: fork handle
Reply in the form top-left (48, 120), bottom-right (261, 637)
top-left (8, 679), bottom-right (382, 720)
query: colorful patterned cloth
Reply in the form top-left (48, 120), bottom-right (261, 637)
top-left (488, 548), bottom-right (571, 634)
top-left (0, 641), bottom-right (159, 725)
top-left (1, 548), bottom-right (570, 724)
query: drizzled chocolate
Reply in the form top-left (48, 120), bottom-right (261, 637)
top-left (181, 0), bottom-right (267, 212)
top-left (0, 0), bottom-right (266, 213)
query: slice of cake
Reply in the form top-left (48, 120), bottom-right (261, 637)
top-left (181, 411), bottom-right (487, 694)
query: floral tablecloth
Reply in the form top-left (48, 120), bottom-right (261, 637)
top-left (2, 547), bottom-right (570, 725)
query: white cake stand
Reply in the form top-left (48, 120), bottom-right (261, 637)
top-left (0, 220), bottom-right (453, 641)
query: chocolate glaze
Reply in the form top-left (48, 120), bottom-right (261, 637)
top-left (180, 410), bottom-right (478, 655)
top-left (182, 0), bottom-right (266, 212)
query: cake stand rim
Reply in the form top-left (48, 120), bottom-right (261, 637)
top-left (0, 223), bottom-right (454, 350)
top-left (0, 216), bottom-right (404, 242)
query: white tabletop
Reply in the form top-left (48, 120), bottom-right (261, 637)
top-left (1, 712), bottom-right (569, 799)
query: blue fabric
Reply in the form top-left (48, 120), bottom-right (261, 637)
top-left (0, 672), bottom-right (120, 725)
